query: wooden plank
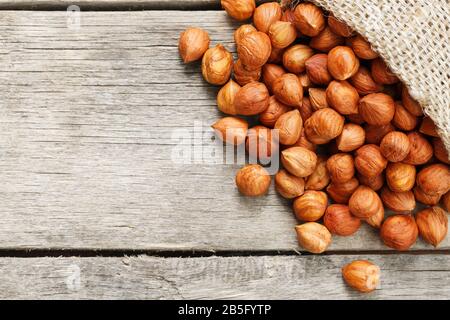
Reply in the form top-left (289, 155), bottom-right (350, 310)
top-left (0, 10), bottom-right (447, 251)
top-left (0, 254), bottom-right (448, 299)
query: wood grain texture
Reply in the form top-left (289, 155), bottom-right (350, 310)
top-left (0, 254), bottom-right (449, 299)
top-left (0, 10), bottom-right (447, 251)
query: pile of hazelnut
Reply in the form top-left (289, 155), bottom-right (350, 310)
top-left (179, 0), bottom-right (449, 293)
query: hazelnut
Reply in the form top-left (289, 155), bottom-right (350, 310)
top-left (268, 46), bottom-right (285, 64)
top-left (349, 185), bottom-right (383, 218)
top-left (299, 96), bottom-right (314, 122)
top-left (237, 31), bottom-right (272, 70)
top-left (336, 123), bottom-right (365, 152)
top-left (326, 80), bottom-right (359, 115)
top-left (401, 85), bottom-right (423, 116)
top-left (275, 109), bottom-right (302, 145)
top-left (419, 117), bottom-right (439, 137)
top-left (268, 21), bottom-right (297, 49)
top-left (234, 82), bottom-right (270, 115)
top-left (358, 93), bottom-right (395, 125)
top-left (275, 169), bottom-right (305, 199)
top-left (178, 27), bottom-right (210, 63)
top-left (281, 146), bottom-right (317, 177)
top-left (364, 205), bottom-right (385, 229)
top-left (253, 2), bottom-right (282, 33)
top-left (350, 66), bottom-right (384, 95)
top-left (304, 108), bottom-right (345, 144)
top-left (354, 144), bottom-right (387, 178)
top-left (235, 164), bottom-right (271, 196)
top-left (342, 260), bottom-right (380, 293)
top-left (371, 58), bottom-right (398, 84)
top-left (217, 79), bottom-right (240, 115)
top-left (416, 207), bottom-right (448, 247)
top-left (380, 187), bottom-right (416, 213)
top-left (273, 73), bottom-right (303, 107)
top-left (221, 0), bottom-right (255, 21)
top-left (402, 132), bottom-right (433, 165)
top-left (233, 59), bottom-right (261, 86)
top-left (281, 8), bottom-right (302, 36)
top-left (234, 24), bottom-right (257, 45)
top-left (262, 64), bottom-right (286, 93)
top-left (433, 138), bottom-right (450, 164)
top-left (386, 162), bottom-right (416, 192)
top-left (305, 54), bottom-right (332, 85)
top-left (327, 15), bottom-right (354, 37)
top-left (346, 35), bottom-right (378, 60)
top-left (282, 44), bottom-right (314, 74)
top-left (305, 156), bottom-right (330, 190)
top-left (211, 116), bottom-right (248, 145)
top-left (364, 123), bottom-right (394, 144)
top-left (246, 125), bottom-right (278, 161)
top-left (326, 153), bottom-right (355, 183)
top-left (392, 101), bottom-right (418, 131)
top-left (380, 131), bottom-right (411, 162)
top-left (327, 46), bottom-right (360, 80)
top-left (202, 44), bottom-right (233, 85)
top-left (293, 128), bottom-right (317, 152)
top-left (347, 113), bottom-right (365, 125)
top-left (259, 96), bottom-right (290, 128)
top-left (380, 215), bottom-right (418, 251)
top-left (414, 186), bottom-right (442, 206)
top-left (442, 191), bottom-right (450, 212)
top-left (326, 177), bottom-right (359, 204)
top-left (324, 204), bottom-right (361, 236)
top-left (295, 222), bottom-right (331, 254)
top-left (358, 173), bottom-right (384, 191)
top-left (308, 88), bottom-right (329, 110)
top-left (310, 27), bottom-right (344, 52)
top-left (293, 190), bottom-right (328, 222)
top-left (416, 164), bottom-right (450, 196)
top-left (293, 2), bottom-right (325, 37)
top-left (298, 73), bottom-right (313, 90)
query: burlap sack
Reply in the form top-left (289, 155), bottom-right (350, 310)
top-left (283, 0), bottom-right (450, 152)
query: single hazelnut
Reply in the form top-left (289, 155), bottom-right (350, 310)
top-left (268, 21), bottom-right (297, 49)
top-left (416, 163), bottom-right (450, 196)
top-left (358, 173), bottom-right (384, 191)
top-left (310, 27), bottom-right (344, 52)
top-left (327, 15), bottom-right (354, 37)
top-left (380, 215), bottom-right (418, 251)
top-left (275, 169), bottom-right (305, 199)
top-left (221, 0), bottom-right (255, 21)
top-left (305, 54), bottom-right (332, 85)
top-left (392, 101), bottom-right (418, 131)
top-left (364, 205), bottom-right (385, 229)
top-left (346, 35), bottom-right (378, 60)
top-left (293, 2), bottom-right (325, 37)
top-left (354, 144), bottom-right (387, 178)
top-left (379, 131), bottom-right (411, 162)
top-left (381, 187), bottom-right (416, 213)
top-left (358, 93), bottom-right (395, 125)
top-left (178, 27), bottom-right (210, 63)
top-left (246, 125), bottom-right (278, 161)
top-left (233, 59), bottom-right (261, 86)
top-left (336, 123), bottom-right (365, 152)
top-left (202, 44), bottom-right (233, 85)
top-left (268, 46), bottom-right (285, 64)
top-left (234, 24), bottom-right (257, 45)
top-left (347, 113), bottom-right (365, 125)
top-left (262, 64), bottom-right (286, 93)
top-left (349, 185), bottom-right (383, 218)
top-left (259, 96), bottom-right (290, 128)
top-left (281, 146), bottom-right (318, 177)
top-left (237, 31), bottom-right (272, 70)
top-left (326, 153), bottom-right (355, 183)
top-left (350, 66), bottom-right (384, 95)
top-left (433, 138), bottom-right (450, 164)
top-left (304, 108), bottom-right (345, 144)
top-left (217, 79), bottom-right (240, 115)
top-left (419, 117), bottom-right (439, 137)
top-left (295, 222), bottom-right (331, 254)
top-left (305, 156), bottom-right (330, 190)
top-left (324, 204), bottom-right (361, 236)
top-left (371, 58), bottom-right (398, 84)
top-left (275, 109), bottom-right (302, 145)
top-left (414, 186), bottom-right (442, 206)
top-left (386, 162), bottom-right (416, 192)
top-left (282, 44), bottom-right (314, 74)
top-left (401, 85), bottom-right (423, 116)
top-left (327, 46), bottom-right (360, 80)
top-left (326, 177), bottom-right (359, 204)
top-left (298, 73), bottom-right (313, 90)
top-left (293, 190), bottom-right (328, 222)
top-left (234, 82), bottom-right (270, 115)
top-left (299, 96), bottom-right (314, 122)
top-left (253, 2), bottom-right (282, 33)
top-left (416, 207), bottom-right (448, 247)
top-left (364, 123), bottom-right (395, 144)
top-left (442, 191), bottom-right (450, 212)
top-left (326, 80), bottom-right (359, 115)
top-left (402, 132), bottom-right (433, 165)
top-left (211, 116), bottom-right (248, 145)
top-left (235, 164), bottom-right (271, 196)
top-left (308, 88), bottom-right (329, 110)
top-left (342, 260), bottom-right (380, 293)
top-left (273, 73), bottom-right (303, 107)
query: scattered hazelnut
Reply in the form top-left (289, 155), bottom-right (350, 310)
top-left (259, 96), bottom-right (290, 128)
top-left (234, 24), bottom-right (257, 45)
top-left (326, 177), bottom-right (359, 204)
top-left (326, 80), bottom-right (359, 115)
top-left (354, 144), bottom-right (387, 178)
top-left (416, 207), bottom-right (448, 247)
top-left (282, 44), bottom-right (315, 74)
top-left (392, 101), bottom-right (418, 131)
top-left (327, 153), bottom-right (355, 183)
top-left (433, 138), bottom-right (450, 164)
top-left (273, 73), bottom-right (303, 107)
top-left (371, 58), bottom-right (398, 84)
top-left (217, 79), bottom-right (240, 115)
top-left (211, 116), bottom-right (248, 145)
top-left (305, 156), bottom-right (330, 190)
top-left (202, 44), bottom-right (233, 85)
top-left (281, 146), bottom-right (318, 177)
top-left (221, 0), bottom-right (255, 21)
top-left (178, 27), bottom-right (210, 63)
top-left (293, 2), bottom-right (325, 37)
top-left (310, 27), bottom-right (344, 52)
top-left (305, 54), bottom-right (332, 85)
top-left (233, 59), bottom-right (261, 86)
top-left (336, 123), bottom-right (365, 152)
top-left (364, 205), bottom-right (385, 229)
top-left (419, 117), bottom-right (439, 137)
top-left (327, 46), bottom-right (360, 80)
top-left (304, 108), bottom-right (345, 144)
top-left (275, 169), bottom-right (305, 199)
top-left (346, 35), bottom-right (378, 60)
top-left (364, 123), bottom-right (395, 144)
top-left (342, 260), bottom-right (380, 293)
top-left (275, 109), bottom-right (303, 145)
top-left (235, 164), bottom-right (271, 196)
top-left (234, 82), bottom-right (270, 115)
top-left (327, 15), bottom-right (353, 37)
top-left (401, 85), bottom-right (423, 116)
top-left (358, 173), bottom-right (384, 191)
top-left (358, 93), bottom-right (395, 126)
top-left (262, 64), bottom-right (286, 93)
top-left (324, 204), bottom-right (361, 236)
top-left (414, 186), bottom-right (442, 206)
top-left (238, 31), bottom-right (272, 70)
top-left (253, 2), bottom-right (282, 33)
top-left (308, 88), bottom-right (329, 110)
top-left (402, 132), bottom-right (433, 165)
top-left (380, 131), bottom-right (411, 162)
top-left (268, 21), bottom-right (297, 49)
top-left (416, 163), bottom-right (450, 196)
top-left (350, 66), bottom-right (383, 95)
top-left (380, 215), bottom-right (418, 251)
top-left (386, 162), bottom-right (416, 192)
top-left (349, 185), bottom-right (383, 218)
top-left (246, 125), bottom-right (277, 161)
top-left (380, 187), bottom-right (416, 213)
top-left (293, 190), bottom-right (328, 222)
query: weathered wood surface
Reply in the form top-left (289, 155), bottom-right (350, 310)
top-left (0, 254), bottom-right (448, 299)
top-left (0, 10), bottom-right (447, 251)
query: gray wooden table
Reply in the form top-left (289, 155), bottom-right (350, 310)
top-left (0, 0), bottom-right (448, 299)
